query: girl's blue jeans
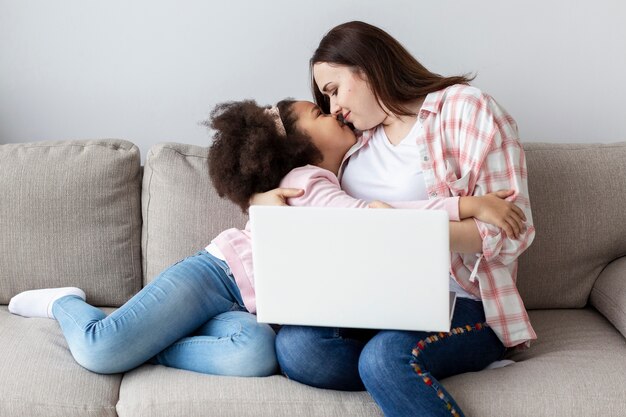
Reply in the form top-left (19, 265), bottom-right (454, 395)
top-left (276, 298), bottom-right (506, 417)
top-left (52, 250), bottom-right (278, 377)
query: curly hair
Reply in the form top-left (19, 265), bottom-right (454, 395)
top-left (206, 99), bottom-right (323, 213)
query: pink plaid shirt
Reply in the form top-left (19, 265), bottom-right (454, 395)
top-left (352, 84), bottom-right (537, 348)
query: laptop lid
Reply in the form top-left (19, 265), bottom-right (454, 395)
top-left (250, 206), bottom-right (453, 332)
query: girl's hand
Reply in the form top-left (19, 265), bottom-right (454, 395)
top-left (368, 200), bottom-right (393, 209)
top-left (249, 188), bottom-right (304, 207)
top-left (460, 190), bottom-right (526, 238)
top-left (472, 190), bottom-right (527, 239)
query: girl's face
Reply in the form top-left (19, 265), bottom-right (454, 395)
top-left (291, 101), bottom-right (357, 162)
top-left (312, 62), bottom-right (388, 131)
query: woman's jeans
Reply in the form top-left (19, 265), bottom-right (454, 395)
top-left (52, 250), bottom-right (278, 376)
top-left (276, 298), bottom-right (506, 417)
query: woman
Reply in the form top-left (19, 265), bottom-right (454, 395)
top-left (8, 98), bottom-right (522, 379)
top-left (255, 21), bottom-right (536, 417)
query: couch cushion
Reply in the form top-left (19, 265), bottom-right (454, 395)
top-left (117, 366), bottom-right (382, 417)
top-left (0, 306), bottom-right (121, 417)
top-left (116, 308), bottom-right (625, 417)
top-left (0, 140), bottom-right (142, 307)
top-left (519, 142), bottom-right (626, 309)
top-left (590, 256), bottom-right (626, 338)
top-left (445, 308), bottom-right (626, 417)
top-left (141, 143), bottom-right (247, 284)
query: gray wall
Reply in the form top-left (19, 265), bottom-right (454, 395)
top-left (1, 0), bottom-right (625, 159)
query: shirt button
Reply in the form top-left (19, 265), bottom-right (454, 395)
top-left (423, 155), bottom-right (429, 162)
top-left (430, 192), bottom-right (437, 197)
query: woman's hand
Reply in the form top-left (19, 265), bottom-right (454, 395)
top-left (249, 188), bottom-right (304, 207)
top-left (460, 190), bottom-right (526, 239)
top-left (368, 200), bottom-right (393, 209)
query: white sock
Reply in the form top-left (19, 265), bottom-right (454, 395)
top-left (8, 287), bottom-right (86, 319)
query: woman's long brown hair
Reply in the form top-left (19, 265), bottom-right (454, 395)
top-left (310, 21), bottom-right (474, 116)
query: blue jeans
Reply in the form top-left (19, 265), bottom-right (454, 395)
top-left (52, 250), bottom-right (278, 376)
top-left (276, 298), bottom-right (506, 417)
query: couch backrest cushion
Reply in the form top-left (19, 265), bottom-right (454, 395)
top-left (518, 142), bottom-right (626, 309)
top-left (0, 140), bottom-right (142, 307)
top-left (142, 143), bottom-right (247, 284)
top-left (140, 141), bottom-right (626, 309)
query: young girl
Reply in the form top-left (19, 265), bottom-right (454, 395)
top-left (8, 99), bottom-right (523, 378)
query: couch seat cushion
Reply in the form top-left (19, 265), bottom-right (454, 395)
top-left (444, 308), bottom-right (626, 417)
top-left (117, 367), bottom-right (382, 417)
top-left (118, 309), bottom-right (625, 417)
top-left (0, 306), bottom-right (121, 417)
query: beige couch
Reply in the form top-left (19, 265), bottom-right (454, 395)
top-left (1, 139), bottom-right (625, 417)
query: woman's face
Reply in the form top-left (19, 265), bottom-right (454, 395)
top-left (312, 62), bottom-right (388, 131)
top-left (291, 101), bottom-right (357, 161)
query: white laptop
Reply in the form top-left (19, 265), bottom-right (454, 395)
top-left (250, 206), bottom-right (455, 332)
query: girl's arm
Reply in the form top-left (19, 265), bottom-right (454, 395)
top-left (276, 166), bottom-right (460, 220)
top-left (251, 187), bottom-right (461, 219)
top-left (253, 168), bottom-right (526, 242)
top-left (249, 188), bottom-right (304, 206)
top-left (459, 191), bottom-right (526, 239)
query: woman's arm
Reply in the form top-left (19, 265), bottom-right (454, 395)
top-left (371, 201), bottom-right (483, 253)
top-left (450, 91), bottom-right (536, 264)
top-left (449, 219), bottom-right (483, 253)
top-left (294, 177), bottom-right (483, 253)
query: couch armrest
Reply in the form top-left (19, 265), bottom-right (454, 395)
top-left (590, 256), bottom-right (626, 338)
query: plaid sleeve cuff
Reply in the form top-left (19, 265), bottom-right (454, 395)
top-left (473, 217), bottom-right (503, 261)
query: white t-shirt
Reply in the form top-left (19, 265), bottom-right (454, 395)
top-left (341, 118), bottom-right (427, 202)
top-left (341, 120), bottom-right (478, 300)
